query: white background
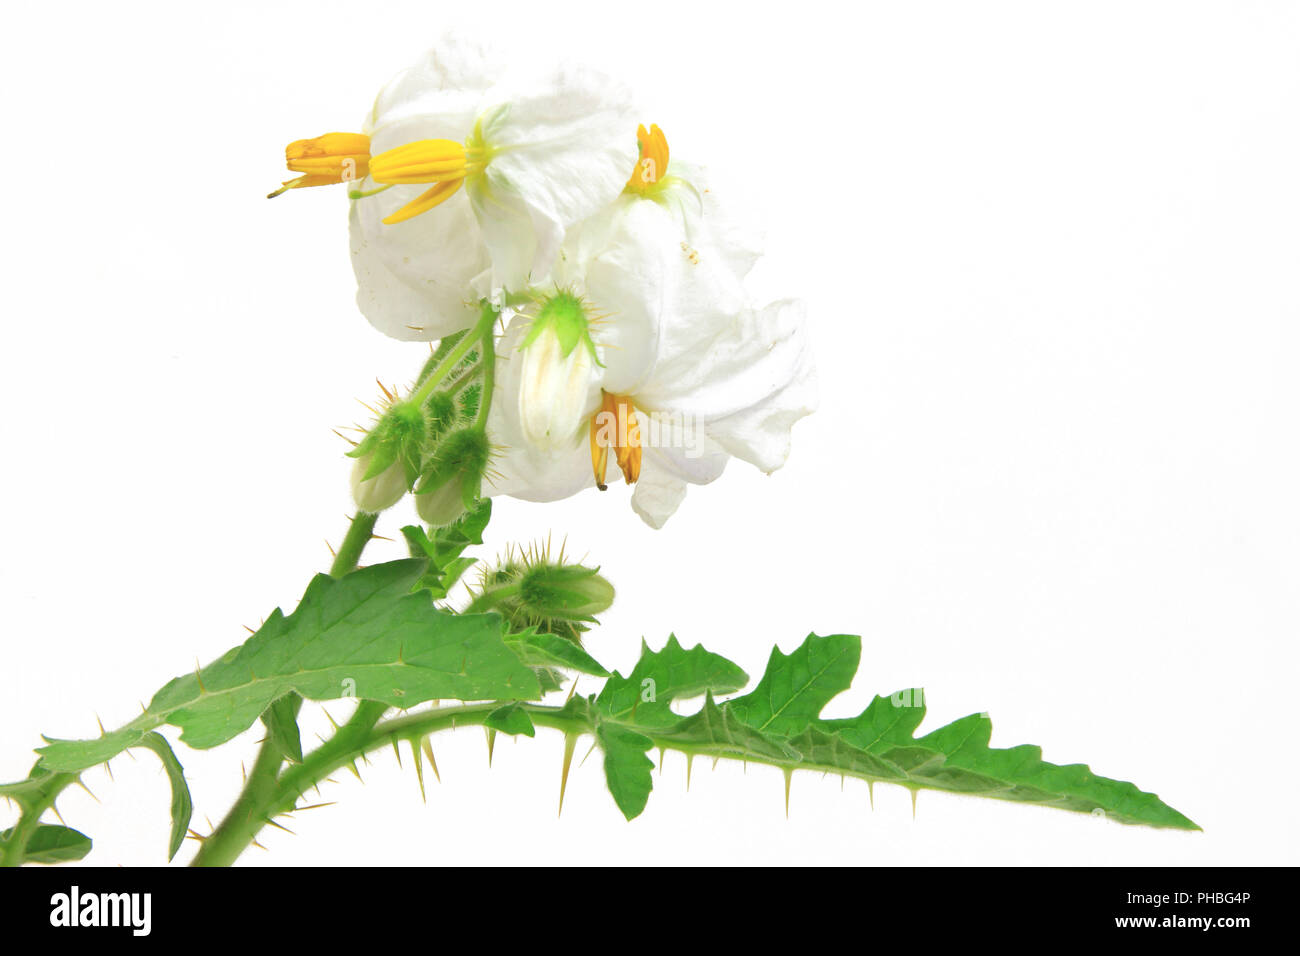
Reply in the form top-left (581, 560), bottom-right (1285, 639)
top-left (1, 1), bottom-right (1296, 866)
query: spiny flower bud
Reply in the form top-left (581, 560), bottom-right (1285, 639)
top-left (517, 563), bottom-right (615, 622)
top-left (469, 543), bottom-right (615, 638)
top-left (414, 427), bottom-right (490, 526)
top-left (346, 398), bottom-right (430, 513)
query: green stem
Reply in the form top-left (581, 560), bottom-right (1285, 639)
top-left (411, 304), bottom-right (499, 408)
top-left (475, 322), bottom-right (496, 429)
top-left (268, 703), bottom-right (589, 816)
top-left (187, 728), bottom-right (285, 867)
top-left (329, 511), bottom-right (379, 579)
top-left (0, 773), bottom-right (76, 867)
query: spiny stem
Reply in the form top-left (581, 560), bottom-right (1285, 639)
top-left (0, 773), bottom-right (76, 867)
top-left (188, 726), bottom-right (285, 867)
top-left (329, 511), bottom-right (379, 579)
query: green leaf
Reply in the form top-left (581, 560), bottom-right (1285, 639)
top-left (596, 724), bottom-right (654, 820)
top-left (0, 824), bottom-right (92, 864)
top-left (506, 630), bottom-right (611, 677)
top-left (402, 500), bottom-right (491, 598)
top-left (262, 694), bottom-right (303, 764)
top-left (485, 703), bottom-right (535, 738)
top-left (726, 633), bottom-right (859, 736)
top-left (532, 667), bottom-right (567, 695)
top-left (38, 559), bottom-right (540, 772)
top-left (132, 733), bottom-right (192, 862)
top-left (824, 697), bottom-right (1199, 828)
top-left (652, 692), bottom-right (802, 763)
top-left (585, 633), bottom-right (1196, 830)
top-left (596, 635), bottom-right (748, 727)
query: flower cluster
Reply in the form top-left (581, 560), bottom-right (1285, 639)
top-left (276, 35), bottom-right (816, 527)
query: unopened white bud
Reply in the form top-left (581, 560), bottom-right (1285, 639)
top-left (518, 323), bottom-right (598, 450)
top-left (349, 454), bottom-right (407, 513)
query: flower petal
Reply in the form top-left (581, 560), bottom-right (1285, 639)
top-left (348, 35), bottom-right (506, 340)
top-left (638, 297), bottom-right (818, 474)
top-left (629, 446), bottom-right (728, 529)
top-left (363, 34), bottom-right (505, 144)
top-left (348, 189), bottom-right (486, 340)
top-left (472, 63), bottom-right (638, 292)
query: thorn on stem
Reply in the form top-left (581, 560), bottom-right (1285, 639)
top-left (420, 738), bottom-right (441, 783)
top-left (558, 734), bottom-right (577, 817)
top-left (411, 739), bottom-right (427, 802)
top-left (264, 817), bottom-right (296, 835)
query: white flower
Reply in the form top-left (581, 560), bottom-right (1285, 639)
top-left (273, 36), bottom-right (638, 341)
top-left (487, 127), bottom-right (817, 527)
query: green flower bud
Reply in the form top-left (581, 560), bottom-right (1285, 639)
top-left (345, 399), bottom-right (430, 513)
top-left (468, 545), bottom-right (615, 639)
top-left (414, 427), bottom-right (490, 526)
top-left (518, 563), bottom-right (615, 621)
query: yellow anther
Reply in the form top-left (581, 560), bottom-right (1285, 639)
top-left (269, 132), bottom-right (371, 197)
top-left (369, 139), bottom-right (484, 224)
top-left (627, 123), bottom-right (669, 194)
top-left (590, 391), bottom-right (642, 489)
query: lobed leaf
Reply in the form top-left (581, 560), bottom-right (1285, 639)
top-left (596, 635), bottom-right (748, 727)
top-left (596, 724), bottom-right (654, 820)
top-left (38, 559), bottom-right (539, 772)
top-left (587, 633), bottom-right (1197, 830)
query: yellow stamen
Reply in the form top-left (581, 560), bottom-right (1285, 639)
top-left (590, 392), bottom-right (615, 490)
top-left (626, 124), bottom-right (669, 194)
top-left (269, 132), bottom-right (371, 197)
top-left (381, 179), bottom-right (464, 224)
top-left (369, 139), bottom-right (484, 224)
top-left (589, 391), bottom-right (642, 489)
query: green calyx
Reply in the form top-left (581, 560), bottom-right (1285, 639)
top-left (519, 290), bottom-right (600, 363)
top-left (414, 427), bottom-right (490, 524)
top-left (348, 400), bottom-right (429, 483)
